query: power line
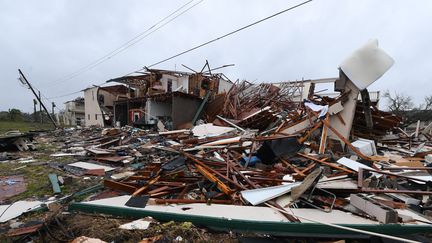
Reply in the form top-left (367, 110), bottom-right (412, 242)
top-left (48, 0), bottom-right (314, 100)
top-left (47, 81), bottom-right (105, 99)
top-left (116, 1), bottom-right (314, 82)
top-left (147, 0), bottom-right (314, 68)
top-left (45, 0), bottom-right (199, 85)
top-left (43, 0), bottom-right (204, 87)
top-left (27, 82), bottom-right (63, 113)
top-left (47, 90), bottom-right (83, 99)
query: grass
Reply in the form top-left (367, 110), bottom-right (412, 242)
top-left (0, 121), bottom-right (54, 134)
top-left (0, 139), bottom-right (89, 201)
top-left (0, 162), bottom-right (54, 200)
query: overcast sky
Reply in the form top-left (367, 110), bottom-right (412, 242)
top-left (1, 0), bottom-right (431, 113)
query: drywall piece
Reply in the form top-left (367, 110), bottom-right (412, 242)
top-left (328, 101), bottom-right (344, 115)
top-left (119, 218), bottom-right (152, 230)
top-left (396, 208), bottom-right (432, 224)
top-left (349, 138), bottom-right (377, 156)
top-left (158, 129), bottom-right (190, 135)
top-left (413, 142), bottom-right (425, 154)
top-left (405, 175), bottom-right (432, 184)
top-left (166, 140), bottom-right (181, 146)
top-left (336, 157), bottom-right (374, 172)
top-left (317, 178), bottom-right (358, 190)
top-left (68, 162), bottom-right (115, 172)
top-left (192, 123), bottom-right (235, 138)
top-left (71, 236), bottom-right (107, 243)
top-left (17, 158), bottom-right (36, 164)
top-left (111, 171), bottom-right (135, 180)
top-left (0, 201), bottom-right (46, 223)
top-left (241, 106), bottom-right (271, 121)
top-left (201, 136), bottom-right (241, 146)
top-left (339, 39), bottom-right (394, 90)
top-left (282, 101), bottom-right (344, 135)
top-left (86, 148), bottom-right (113, 155)
top-left (275, 194), bottom-right (295, 208)
top-left (291, 167), bottom-right (323, 200)
top-left (281, 118), bottom-right (311, 135)
top-left (425, 154), bottom-right (432, 163)
top-left (387, 193), bottom-right (421, 205)
top-left (241, 183), bottom-right (300, 205)
top-left (50, 153), bottom-right (77, 157)
top-left (423, 122), bottom-right (432, 134)
top-left (395, 160), bottom-right (424, 167)
top-left (350, 194), bottom-right (398, 223)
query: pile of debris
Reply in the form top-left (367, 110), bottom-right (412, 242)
top-left (2, 39), bottom-right (432, 242)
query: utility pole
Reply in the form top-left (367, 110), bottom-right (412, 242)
top-left (51, 102), bottom-right (56, 123)
top-left (38, 90), bottom-right (42, 124)
top-left (33, 99), bottom-right (37, 122)
top-left (18, 69), bottom-right (57, 128)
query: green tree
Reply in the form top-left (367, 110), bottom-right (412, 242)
top-left (8, 108), bottom-right (23, 121)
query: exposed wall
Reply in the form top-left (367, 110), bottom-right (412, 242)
top-left (179, 76), bottom-right (189, 92)
top-left (98, 89), bottom-right (117, 107)
top-left (160, 74), bottom-right (178, 92)
top-left (328, 79), bottom-right (360, 145)
top-left (84, 87), bottom-right (104, 126)
top-left (158, 74), bottom-right (189, 93)
top-left (64, 100), bottom-right (85, 126)
top-left (145, 100), bottom-right (171, 123)
top-left (172, 96), bottom-right (200, 129)
top-left (114, 102), bottom-right (128, 127)
top-left (218, 79), bottom-right (233, 94)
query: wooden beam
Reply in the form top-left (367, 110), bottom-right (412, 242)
top-left (319, 116), bottom-right (329, 154)
top-left (297, 153), bottom-right (355, 174)
top-left (321, 118), bottom-right (370, 161)
top-left (132, 175), bottom-right (160, 196)
top-left (280, 158), bottom-right (305, 176)
top-left (104, 179), bottom-right (137, 194)
top-left (195, 163), bottom-right (233, 195)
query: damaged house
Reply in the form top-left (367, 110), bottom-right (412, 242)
top-left (62, 97), bottom-right (85, 126)
top-left (83, 85), bottom-right (130, 127)
top-left (108, 68), bottom-right (233, 130)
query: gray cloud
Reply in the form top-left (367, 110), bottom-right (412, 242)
top-left (1, 0), bottom-right (431, 112)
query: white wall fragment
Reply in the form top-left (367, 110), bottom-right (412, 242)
top-left (340, 39), bottom-right (394, 90)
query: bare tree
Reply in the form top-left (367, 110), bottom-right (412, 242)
top-left (383, 90), bottom-right (414, 115)
top-left (424, 95), bottom-right (432, 110)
